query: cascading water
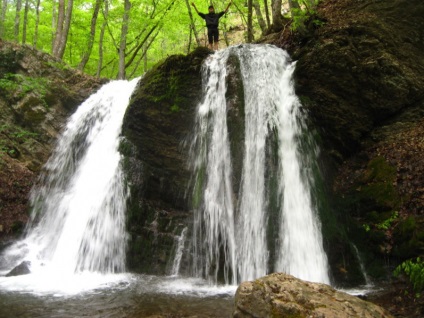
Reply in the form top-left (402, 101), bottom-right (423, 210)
top-left (190, 44), bottom-right (330, 285)
top-left (190, 50), bottom-right (237, 285)
top-left (0, 78), bottom-right (139, 291)
top-left (170, 227), bottom-right (188, 276)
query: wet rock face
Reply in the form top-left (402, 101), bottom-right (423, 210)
top-left (121, 47), bottom-right (212, 274)
top-left (290, 0), bottom-right (424, 161)
top-left (233, 273), bottom-right (393, 318)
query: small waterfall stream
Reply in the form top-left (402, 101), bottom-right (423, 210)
top-left (190, 44), bottom-right (330, 285)
top-left (0, 79), bottom-right (139, 291)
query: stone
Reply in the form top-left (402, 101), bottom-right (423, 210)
top-left (5, 261), bottom-right (31, 277)
top-left (233, 273), bottom-right (393, 318)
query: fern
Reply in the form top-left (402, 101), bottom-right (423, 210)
top-left (394, 257), bottom-right (424, 293)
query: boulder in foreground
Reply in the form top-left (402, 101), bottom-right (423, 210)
top-left (233, 273), bottom-right (393, 318)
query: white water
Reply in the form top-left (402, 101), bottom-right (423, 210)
top-left (170, 227), bottom-right (188, 276)
top-left (352, 244), bottom-right (373, 286)
top-left (0, 78), bottom-right (139, 293)
top-left (190, 50), bottom-right (237, 285)
top-left (191, 44), bottom-right (329, 284)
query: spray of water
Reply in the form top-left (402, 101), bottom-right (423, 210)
top-left (0, 79), bottom-right (139, 285)
top-left (190, 44), bottom-right (329, 285)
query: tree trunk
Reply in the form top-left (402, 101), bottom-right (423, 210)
top-left (253, 0), bottom-right (267, 35)
top-left (14, 0), bottom-right (22, 41)
top-left (51, 0), bottom-right (56, 48)
top-left (222, 21), bottom-right (229, 47)
top-left (78, 0), bottom-right (103, 71)
top-left (184, 0), bottom-right (200, 46)
top-left (0, 0), bottom-right (7, 38)
top-left (263, 0), bottom-right (271, 30)
top-left (52, 0), bottom-right (65, 56)
top-left (96, 0), bottom-right (108, 78)
top-left (52, 0), bottom-right (73, 58)
top-left (118, 0), bottom-right (131, 79)
top-left (247, 0), bottom-right (253, 42)
top-left (187, 25), bottom-right (192, 54)
top-left (143, 45), bottom-right (147, 73)
top-left (128, 29), bottom-right (156, 78)
top-left (55, 0), bottom-right (73, 59)
top-left (33, 0), bottom-right (41, 47)
top-left (22, 0), bottom-right (30, 43)
top-left (271, 0), bottom-right (283, 32)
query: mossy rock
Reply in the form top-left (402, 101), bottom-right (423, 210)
top-left (0, 46), bottom-right (23, 74)
top-left (363, 156), bottom-right (396, 183)
top-left (393, 216), bottom-right (424, 259)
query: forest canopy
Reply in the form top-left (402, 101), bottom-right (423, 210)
top-left (0, 0), bottom-right (318, 79)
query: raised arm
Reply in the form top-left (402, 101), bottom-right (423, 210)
top-left (191, 2), bottom-right (200, 14)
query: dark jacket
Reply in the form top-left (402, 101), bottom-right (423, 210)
top-left (198, 12), bottom-right (225, 29)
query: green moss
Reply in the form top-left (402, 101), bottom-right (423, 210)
top-left (0, 74), bottom-right (50, 103)
top-left (45, 60), bottom-right (72, 72)
top-left (170, 104), bottom-right (180, 112)
top-left (361, 183), bottom-right (399, 209)
top-left (118, 138), bottom-right (135, 157)
top-left (364, 156), bottom-right (397, 183)
top-left (397, 216), bottom-right (416, 237)
top-left (392, 216), bottom-right (424, 259)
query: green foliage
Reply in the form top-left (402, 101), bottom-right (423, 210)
top-left (362, 211), bottom-right (399, 232)
top-left (0, 74), bottom-right (49, 101)
top-left (363, 223), bottom-right (371, 232)
top-left (394, 257), bottom-right (424, 294)
top-left (365, 156), bottom-right (397, 183)
top-left (0, 0), bottom-right (250, 78)
top-left (0, 124), bottom-right (38, 160)
top-left (0, 75), bottom-right (19, 92)
top-left (376, 211), bottom-right (398, 230)
top-left (45, 61), bottom-right (72, 72)
top-left (287, 0), bottom-right (324, 32)
top-left (170, 104), bottom-right (180, 112)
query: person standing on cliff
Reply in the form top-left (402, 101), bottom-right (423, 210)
top-left (191, 1), bottom-right (232, 51)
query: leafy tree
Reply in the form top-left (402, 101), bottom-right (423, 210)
top-left (0, 0), bottom-right (317, 78)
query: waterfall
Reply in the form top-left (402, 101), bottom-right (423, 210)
top-left (352, 244), bottom-right (373, 286)
top-left (190, 50), bottom-right (237, 285)
top-left (170, 227), bottom-right (188, 277)
top-left (1, 78), bottom-right (139, 277)
top-left (190, 44), bottom-right (329, 285)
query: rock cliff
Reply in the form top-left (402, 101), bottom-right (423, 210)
top-left (121, 47), bottom-right (211, 273)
